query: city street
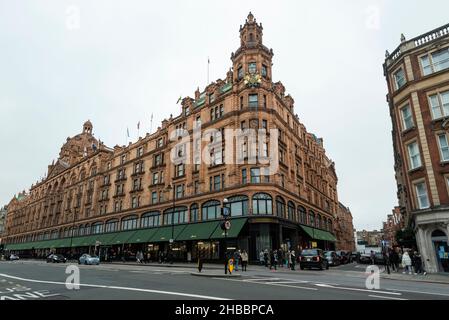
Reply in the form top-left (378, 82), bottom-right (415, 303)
top-left (1, 260), bottom-right (448, 300)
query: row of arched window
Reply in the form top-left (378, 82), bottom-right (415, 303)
top-left (10, 193), bottom-right (333, 244)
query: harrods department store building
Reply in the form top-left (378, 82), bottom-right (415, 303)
top-left (4, 13), bottom-right (341, 262)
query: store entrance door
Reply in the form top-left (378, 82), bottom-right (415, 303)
top-left (431, 230), bottom-right (449, 273)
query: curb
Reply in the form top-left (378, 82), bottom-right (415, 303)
top-left (105, 262), bottom-right (224, 270)
top-left (190, 272), bottom-right (242, 278)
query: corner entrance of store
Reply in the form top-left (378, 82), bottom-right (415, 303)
top-left (431, 230), bottom-right (449, 273)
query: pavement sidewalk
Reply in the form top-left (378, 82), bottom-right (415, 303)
top-left (380, 270), bottom-right (449, 284)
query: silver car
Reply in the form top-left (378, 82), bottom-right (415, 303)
top-left (78, 254), bottom-right (100, 265)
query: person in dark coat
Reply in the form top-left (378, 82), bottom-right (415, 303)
top-left (270, 250), bottom-right (277, 270)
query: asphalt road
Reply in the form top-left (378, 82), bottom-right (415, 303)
top-left (0, 260), bottom-right (448, 300)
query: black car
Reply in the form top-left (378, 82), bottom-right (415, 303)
top-left (358, 253), bottom-right (372, 264)
top-left (300, 249), bottom-right (329, 270)
top-left (46, 254), bottom-right (67, 263)
top-left (324, 251), bottom-right (341, 266)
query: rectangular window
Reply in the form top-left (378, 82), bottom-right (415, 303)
top-left (429, 91), bottom-right (449, 120)
top-left (401, 104), bottom-right (414, 130)
top-left (137, 147), bottom-right (143, 157)
top-left (394, 68), bottom-right (406, 90)
top-left (415, 182), bottom-right (430, 209)
top-left (421, 48), bottom-right (449, 75)
top-left (152, 191), bottom-right (158, 204)
top-left (240, 96), bottom-right (244, 109)
top-left (242, 168), bottom-right (247, 184)
top-left (176, 185), bottom-right (184, 199)
top-left (157, 138), bottom-right (164, 148)
top-left (152, 172), bottom-right (159, 185)
top-left (176, 164), bottom-right (185, 177)
top-left (214, 175), bottom-right (221, 191)
top-left (407, 142), bottom-right (422, 170)
top-left (250, 168), bottom-right (261, 183)
top-left (438, 134), bottom-right (449, 162)
top-left (248, 94), bottom-right (258, 108)
top-left (194, 180), bottom-right (199, 194)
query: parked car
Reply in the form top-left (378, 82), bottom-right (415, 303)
top-left (336, 251), bottom-right (350, 264)
top-left (299, 249), bottom-right (329, 270)
top-left (374, 253), bottom-right (386, 265)
top-left (46, 254), bottom-right (67, 263)
top-left (324, 251), bottom-right (341, 266)
top-left (9, 254), bottom-right (19, 261)
top-left (350, 252), bottom-right (360, 263)
top-left (358, 253), bottom-right (372, 264)
top-left (78, 254), bottom-right (100, 265)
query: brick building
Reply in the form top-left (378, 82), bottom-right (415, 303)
top-left (334, 203), bottom-right (355, 251)
top-left (4, 13), bottom-right (340, 262)
top-left (356, 230), bottom-right (383, 247)
top-left (384, 23), bottom-right (449, 272)
top-left (381, 206), bottom-right (403, 247)
top-left (0, 205), bottom-right (7, 245)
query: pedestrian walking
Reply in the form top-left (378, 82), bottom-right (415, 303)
top-left (390, 249), bottom-right (399, 272)
top-left (413, 251), bottom-right (423, 275)
top-left (370, 250), bottom-right (375, 265)
top-left (234, 250), bottom-right (241, 271)
top-left (241, 250), bottom-right (248, 271)
top-left (290, 250), bottom-right (296, 270)
top-left (259, 250), bottom-right (265, 266)
top-left (402, 251), bottom-right (412, 274)
top-left (270, 250), bottom-right (278, 270)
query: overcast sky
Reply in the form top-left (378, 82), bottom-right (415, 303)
top-left (1, 0), bottom-right (448, 231)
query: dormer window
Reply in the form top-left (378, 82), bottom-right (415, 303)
top-left (248, 62), bottom-right (256, 74)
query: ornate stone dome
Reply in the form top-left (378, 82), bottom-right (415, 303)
top-left (58, 120), bottom-right (98, 166)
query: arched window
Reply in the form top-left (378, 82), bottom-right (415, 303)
top-left (276, 196), bottom-right (286, 218)
top-left (323, 218), bottom-right (328, 231)
top-left (121, 215), bottom-right (138, 230)
top-left (316, 215), bottom-right (322, 229)
top-left (91, 222), bottom-right (103, 234)
top-left (328, 218), bottom-right (333, 232)
top-left (51, 230), bottom-right (59, 239)
top-left (163, 206), bottom-right (188, 225)
top-left (432, 230), bottom-right (447, 238)
top-left (309, 211), bottom-right (315, 227)
top-left (84, 224), bottom-right (91, 235)
top-left (78, 224), bottom-right (85, 236)
top-left (141, 211), bottom-right (160, 228)
top-left (190, 204), bottom-right (199, 222)
top-left (201, 200), bottom-right (221, 220)
top-left (227, 195), bottom-right (249, 217)
top-left (288, 201), bottom-right (295, 221)
top-left (105, 219), bottom-right (119, 233)
top-left (298, 206), bottom-right (307, 224)
top-left (252, 193), bottom-right (272, 215)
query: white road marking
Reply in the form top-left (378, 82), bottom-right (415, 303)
top-left (213, 277), bottom-right (317, 291)
top-left (0, 273), bottom-right (230, 300)
top-left (314, 283), bottom-right (402, 296)
top-left (268, 281), bottom-right (309, 284)
top-left (369, 295), bottom-right (407, 300)
top-left (384, 288), bottom-right (449, 297)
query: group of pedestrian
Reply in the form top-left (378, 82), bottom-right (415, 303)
top-left (229, 249), bottom-right (249, 271)
top-left (259, 248), bottom-right (297, 271)
top-left (379, 247), bottom-right (427, 275)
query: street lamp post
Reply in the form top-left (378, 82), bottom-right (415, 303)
top-left (222, 198), bottom-right (230, 274)
top-left (166, 184), bottom-right (176, 264)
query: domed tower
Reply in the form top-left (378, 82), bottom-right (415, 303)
top-left (232, 12), bottom-right (274, 83)
top-left (57, 120), bottom-right (98, 166)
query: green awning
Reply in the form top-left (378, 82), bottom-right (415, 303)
top-left (70, 235), bottom-right (97, 247)
top-left (210, 218), bottom-right (247, 239)
top-left (92, 232), bottom-right (121, 246)
top-left (150, 225), bottom-right (187, 243)
top-left (300, 225), bottom-right (336, 242)
top-left (176, 221), bottom-right (220, 241)
top-left (126, 228), bottom-right (159, 244)
top-left (109, 230), bottom-right (138, 245)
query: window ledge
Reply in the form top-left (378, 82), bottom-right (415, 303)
top-left (408, 166), bottom-right (424, 174)
top-left (401, 127), bottom-right (416, 135)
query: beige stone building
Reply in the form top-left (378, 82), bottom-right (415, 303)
top-left (384, 23), bottom-right (449, 272)
top-left (4, 13), bottom-right (340, 261)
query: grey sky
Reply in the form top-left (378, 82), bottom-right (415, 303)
top-left (1, 0), bottom-right (448, 231)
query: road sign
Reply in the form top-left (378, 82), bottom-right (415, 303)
top-left (169, 239), bottom-right (174, 243)
top-left (222, 207), bottom-right (230, 217)
top-left (224, 220), bottom-right (231, 230)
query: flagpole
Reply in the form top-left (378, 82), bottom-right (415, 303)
top-left (207, 57), bottom-right (210, 85)
top-left (150, 114), bottom-right (153, 134)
